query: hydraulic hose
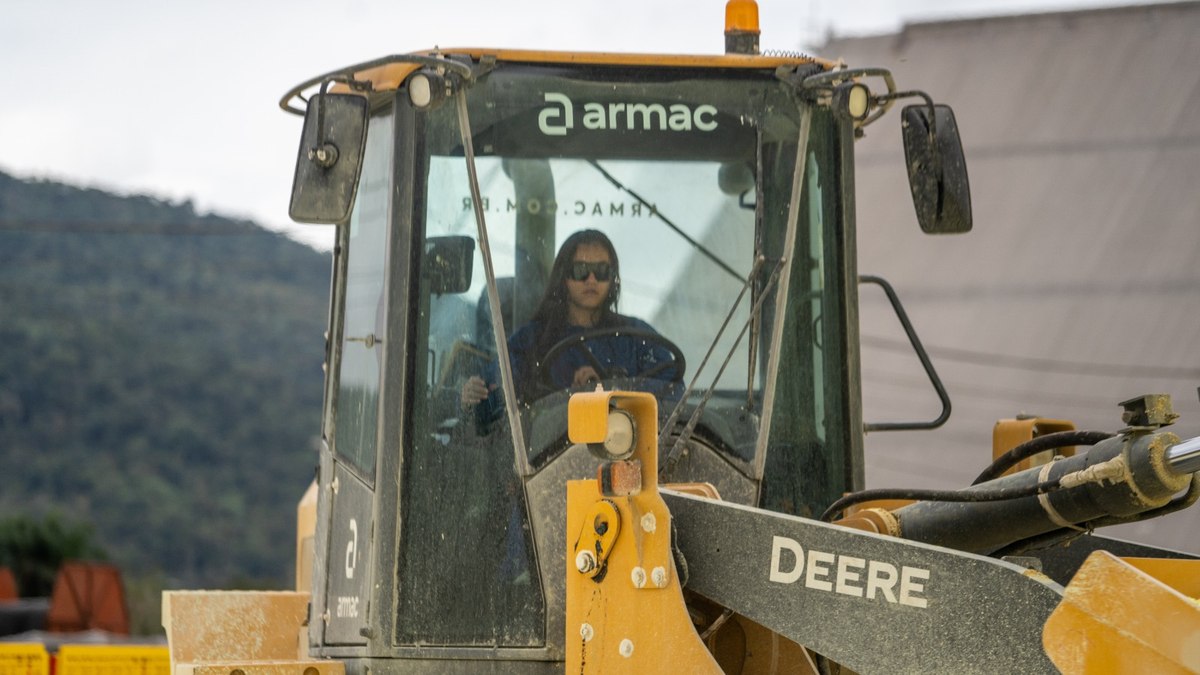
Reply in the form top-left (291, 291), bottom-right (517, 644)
top-left (890, 431), bottom-right (1191, 554)
top-left (972, 430), bottom-right (1114, 485)
top-left (820, 479), bottom-right (1063, 522)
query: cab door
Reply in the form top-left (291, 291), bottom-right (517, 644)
top-left (316, 112), bottom-right (395, 646)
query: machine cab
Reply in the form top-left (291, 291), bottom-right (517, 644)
top-left (292, 50), bottom-right (873, 670)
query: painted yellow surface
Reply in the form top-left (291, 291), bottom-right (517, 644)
top-left (0, 644), bottom-right (48, 675)
top-left (1044, 551), bottom-right (1200, 674)
top-left (174, 663), bottom-right (343, 675)
top-left (162, 591), bottom-right (309, 664)
top-left (992, 416), bottom-right (1077, 474)
top-left (295, 480), bottom-right (318, 594)
top-left (1123, 556), bottom-right (1200, 598)
top-left (57, 646), bottom-right (170, 675)
top-left (335, 48), bottom-right (832, 99)
top-left (565, 390), bottom-right (721, 674)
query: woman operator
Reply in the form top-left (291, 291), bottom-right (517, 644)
top-left (461, 229), bottom-right (682, 415)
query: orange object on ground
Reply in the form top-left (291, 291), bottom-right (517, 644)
top-left (0, 568), bottom-right (17, 601)
top-left (45, 562), bottom-right (129, 635)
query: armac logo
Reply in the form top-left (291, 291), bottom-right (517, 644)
top-left (537, 92), bottom-right (719, 136)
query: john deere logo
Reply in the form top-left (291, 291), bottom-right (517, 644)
top-left (538, 92), bottom-right (719, 136)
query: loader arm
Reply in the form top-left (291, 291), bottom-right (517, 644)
top-left (563, 389), bottom-right (1064, 674)
top-left (565, 390), bottom-right (1200, 674)
top-left (664, 489), bottom-right (1063, 674)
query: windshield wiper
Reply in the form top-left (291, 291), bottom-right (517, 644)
top-left (586, 159), bottom-right (742, 281)
top-left (658, 255), bottom-right (783, 477)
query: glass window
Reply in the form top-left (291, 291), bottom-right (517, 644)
top-left (331, 114), bottom-right (393, 483)
top-left (760, 109), bottom-right (852, 517)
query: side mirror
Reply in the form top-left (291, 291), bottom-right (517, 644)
top-left (289, 93), bottom-right (369, 225)
top-left (901, 104), bottom-right (972, 234)
top-left (425, 236), bottom-right (475, 295)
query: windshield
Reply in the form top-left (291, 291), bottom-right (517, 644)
top-left (427, 155), bottom-right (758, 448)
top-left (391, 63), bottom-right (849, 648)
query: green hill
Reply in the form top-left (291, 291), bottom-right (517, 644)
top-left (0, 170), bottom-right (330, 597)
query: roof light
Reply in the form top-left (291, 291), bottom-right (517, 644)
top-left (725, 0), bottom-right (759, 33)
top-left (724, 0), bottom-right (760, 55)
top-left (833, 81), bottom-right (873, 122)
top-left (407, 70), bottom-right (447, 109)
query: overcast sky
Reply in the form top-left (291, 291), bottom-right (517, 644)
top-left (0, 0), bottom-right (1159, 248)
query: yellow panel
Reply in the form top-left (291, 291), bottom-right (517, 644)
top-left (161, 591), bottom-right (309, 664)
top-left (1044, 551), bottom-right (1200, 674)
top-left (180, 660), bottom-right (344, 675)
top-left (339, 49), bottom-right (833, 97)
top-left (0, 644), bottom-right (49, 675)
top-left (57, 646), bottom-right (170, 675)
top-left (566, 480), bottom-right (721, 673)
top-left (1122, 557), bottom-right (1200, 598)
top-left (565, 390), bottom-right (720, 674)
top-left (992, 417), bottom-right (1076, 475)
top-left (295, 480), bottom-right (318, 594)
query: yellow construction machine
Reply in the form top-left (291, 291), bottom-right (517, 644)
top-left (164, 2), bottom-right (1200, 673)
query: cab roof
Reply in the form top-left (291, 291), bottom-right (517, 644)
top-left (283, 48), bottom-right (835, 114)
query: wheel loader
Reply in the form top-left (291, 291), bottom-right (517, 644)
top-left (162, 2), bottom-right (1200, 673)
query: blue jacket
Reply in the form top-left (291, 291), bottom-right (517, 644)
top-left (475, 315), bottom-right (681, 423)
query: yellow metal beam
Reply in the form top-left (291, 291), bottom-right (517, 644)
top-left (565, 390), bottom-right (721, 673)
top-left (1043, 551), bottom-right (1200, 674)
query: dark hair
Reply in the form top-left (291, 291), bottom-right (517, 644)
top-left (530, 229), bottom-right (621, 349)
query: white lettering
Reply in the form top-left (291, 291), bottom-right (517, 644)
top-left (804, 550), bottom-right (835, 591)
top-left (694, 104), bottom-right (719, 131)
top-left (866, 560), bottom-right (898, 603)
top-left (835, 555), bottom-right (865, 597)
top-left (900, 567), bottom-right (930, 608)
top-left (769, 536), bottom-right (804, 583)
top-left (768, 536), bottom-right (929, 609)
top-left (335, 595), bottom-right (360, 618)
top-left (627, 103), bottom-right (668, 130)
top-left (537, 94), bottom-right (719, 135)
top-left (345, 519), bottom-right (358, 580)
top-left (668, 104), bottom-right (692, 130)
top-left (582, 102), bottom-right (606, 129)
top-left (538, 93), bottom-right (574, 136)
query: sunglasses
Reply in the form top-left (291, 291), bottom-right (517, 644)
top-left (568, 261), bottom-right (613, 282)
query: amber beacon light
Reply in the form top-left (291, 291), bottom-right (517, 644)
top-left (724, 0), bottom-right (760, 54)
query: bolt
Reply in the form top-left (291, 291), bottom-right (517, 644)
top-left (641, 513), bottom-right (657, 533)
top-left (651, 566), bottom-right (668, 588)
top-left (631, 566), bottom-right (647, 588)
top-left (575, 550), bottom-right (597, 574)
top-left (580, 623), bottom-right (595, 642)
top-left (619, 639), bottom-right (634, 658)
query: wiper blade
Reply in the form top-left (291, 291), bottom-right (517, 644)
top-left (658, 255), bottom-right (783, 477)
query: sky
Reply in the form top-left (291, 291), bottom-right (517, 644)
top-left (0, 0), bottom-right (1162, 249)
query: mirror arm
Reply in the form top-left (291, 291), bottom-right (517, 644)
top-left (860, 275), bottom-right (952, 432)
top-left (878, 88), bottom-right (940, 172)
top-left (880, 89), bottom-right (949, 215)
top-left (307, 82), bottom-right (340, 169)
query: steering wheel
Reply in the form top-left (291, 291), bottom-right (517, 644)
top-left (535, 326), bottom-right (686, 392)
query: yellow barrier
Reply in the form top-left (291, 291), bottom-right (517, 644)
top-left (56, 646), bottom-right (170, 675)
top-left (0, 644), bottom-right (49, 675)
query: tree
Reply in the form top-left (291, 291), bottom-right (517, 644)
top-left (0, 513), bottom-right (107, 597)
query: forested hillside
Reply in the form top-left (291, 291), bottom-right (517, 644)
top-left (0, 170), bottom-right (330, 594)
